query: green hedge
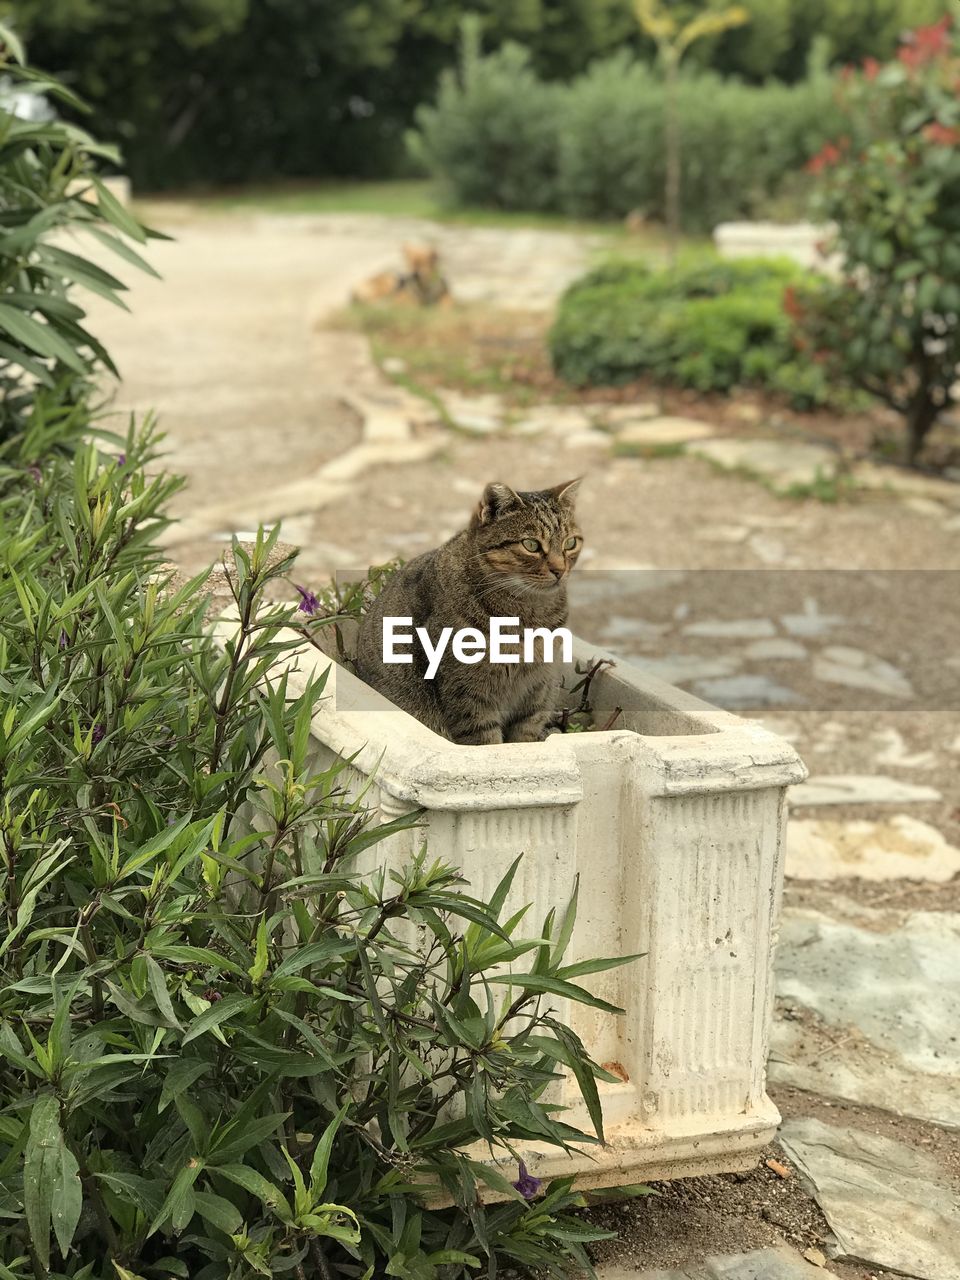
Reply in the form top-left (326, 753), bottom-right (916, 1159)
top-left (549, 256), bottom-right (830, 406)
top-left (412, 43), bottom-right (837, 231)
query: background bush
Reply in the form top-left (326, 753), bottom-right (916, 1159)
top-left (549, 256), bottom-right (830, 406)
top-left (408, 22), bottom-right (563, 213)
top-left (413, 45), bottom-right (836, 230)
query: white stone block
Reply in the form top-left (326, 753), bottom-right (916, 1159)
top-left (713, 221), bottom-right (839, 274)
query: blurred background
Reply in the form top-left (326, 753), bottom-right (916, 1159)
top-left (0, 0), bottom-right (950, 200)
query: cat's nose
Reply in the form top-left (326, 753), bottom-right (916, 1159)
top-left (547, 560), bottom-right (565, 580)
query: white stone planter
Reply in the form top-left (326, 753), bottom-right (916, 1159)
top-left (289, 633), bottom-right (806, 1193)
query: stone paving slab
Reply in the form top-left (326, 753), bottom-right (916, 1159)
top-left (598, 1246), bottom-right (833, 1280)
top-left (617, 417), bottom-right (718, 447)
top-left (689, 439), bottom-right (839, 492)
top-left (779, 1118), bottom-right (960, 1280)
top-left (789, 775), bottom-right (942, 807)
top-left (812, 645), bottom-right (914, 699)
top-left (787, 816), bottom-right (960, 881)
top-left (771, 908), bottom-right (960, 1127)
top-left (706, 1248), bottom-right (833, 1278)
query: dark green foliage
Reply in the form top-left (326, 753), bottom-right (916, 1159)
top-left (413, 43), bottom-right (836, 230)
top-left (550, 256), bottom-right (830, 406)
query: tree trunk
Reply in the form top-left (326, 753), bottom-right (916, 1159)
top-left (905, 391), bottom-right (939, 467)
top-left (664, 52), bottom-right (680, 265)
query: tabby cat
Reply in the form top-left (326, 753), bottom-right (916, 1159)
top-left (356, 479), bottom-right (583, 744)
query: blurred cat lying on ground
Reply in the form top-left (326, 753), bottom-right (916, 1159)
top-left (350, 242), bottom-right (450, 306)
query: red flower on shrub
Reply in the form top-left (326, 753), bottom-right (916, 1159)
top-left (899, 16), bottom-right (952, 69)
top-left (806, 142), bottom-right (842, 174)
top-left (922, 121), bottom-right (960, 145)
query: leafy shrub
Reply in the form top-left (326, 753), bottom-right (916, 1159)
top-left (554, 55), bottom-right (664, 220)
top-left (411, 33), bottom-right (836, 230)
top-left (410, 19), bottom-right (563, 212)
top-left (790, 14), bottom-right (960, 462)
top-left (0, 435), bottom-right (638, 1280)
top-left (0, 26), bottom-right (157, 449)
top-left (549, 256), bottom-right (830, 405)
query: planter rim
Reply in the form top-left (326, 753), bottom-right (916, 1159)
top-left (277, 631), bottom-right (807, 810)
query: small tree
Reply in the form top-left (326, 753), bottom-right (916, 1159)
top-left (632, 0), bottom-right (749, 257)
top-left (792, 10), bottom-right (960, 464)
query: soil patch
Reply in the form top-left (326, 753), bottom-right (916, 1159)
top-left (582, 1134), bottom-right (892, 1279)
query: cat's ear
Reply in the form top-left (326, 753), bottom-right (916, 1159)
top-left (474, 482), bottom-right (525, 526)
top-left (548, 477), bottom-right (582, 506)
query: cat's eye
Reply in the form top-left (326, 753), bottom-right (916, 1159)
top-left (563, 535), bottom-right (580, 550)
top-left (521, 538), bottom-right (542, 553)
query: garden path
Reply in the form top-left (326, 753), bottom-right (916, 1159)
top-left (83, 206), bottom-right (960, 1280)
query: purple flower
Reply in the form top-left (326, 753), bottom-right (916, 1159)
top-left (512, 1161), bottom-right (542, 1201)
top-left (295, 584), bottom-right (320, 616)
top-left (27, 465), bottom-right (41, 485)
top-left (91, 723), bottom-right (105, 745)
top-left (59, 630), bottom-right (68, 650)
top-left (117, 453), bottom-right (126, 466)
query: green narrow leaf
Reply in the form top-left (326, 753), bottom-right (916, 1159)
top-left (248, 916), bottom-right (269, 985)
top-left (158, 1059), bottom-right (211, 1113)
top-left (487, 854), bottom-right (523, 920)
top-left (309, 1104), bottom-right (348, 1200)
top-left (193, 1188), bottom-right (243, 1234)
top-left (144, 954), bottom-right (182, 1030)
top-left (0, 21), bottom-right (25, 63)
top-left (23, 1096), bottom-right (81, 1267)
top-left (552, 1022), bottom-right (605, 1143)
top-left (216, 1163), bottom-right (292, 1224)
top-left (92, 176), bottom-right (147, 243)
top-left (113, 1265), bottom-right (150, 1280)
top-left (86, 224), bottom-right (161, 278)
top-left (181, 993), bottom-right (254, 1045)
top-left (557, 952), bottom-right (646, 980)
top-left (487, 971), bottom-right (624, 1014)
top-left (553, 877), bottom-right (579, 965)
top-left (0, 303), bottom-right (85, 372)
top-left (147, 1161), bottom-right (203, 1237)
